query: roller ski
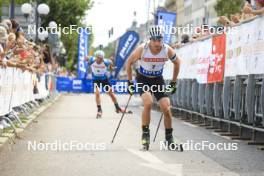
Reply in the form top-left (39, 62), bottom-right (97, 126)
top-left (96, 106), bottom-right (102, 119)
top-left (96, 111), bottom-right (102, 118)
top-left (115, 107), bottom-right (133, 114)
top-left (141, 126), bottom-right (150, 151)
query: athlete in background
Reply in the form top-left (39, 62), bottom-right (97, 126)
top-left (89, 50), bottom-right (124, 118)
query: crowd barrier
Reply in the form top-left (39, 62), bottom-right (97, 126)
top-left (162, 15), bottom-right (264, 142)
top-left (0, 67), bottom-right (57, 117)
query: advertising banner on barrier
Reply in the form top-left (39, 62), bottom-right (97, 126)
top-left (114, 31), bottom-right (139, 78)
top-left (77, 28), bottom-right (89, 79)
top-left (225, 27), bottom-right (240, 77)
top-left (56, 77), bottom-right (130, 94)
top-left (176, 43), bottom-right (197, 79)
top-left (247, 17), bottom-right (264, 74)
top-left (208, 34), bottom-right (226, 83)
top-left (196, 39), bottom-right (211, 84)
top-left (156, 11), bottom-right (177, 44)
top-left (0, 67), bottom-right (50, 116)
top-left (176, 16), bottom-right (264, 79)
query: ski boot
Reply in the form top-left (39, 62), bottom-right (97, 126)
top-left (165, 128), bottom-right (183, 152)
top-left (96, 106), bottom-right (102, 119)
top-left (116, 107), bottom-right (125, 113)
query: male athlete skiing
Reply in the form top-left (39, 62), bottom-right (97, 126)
top-left (89, 50), bottom-right (124, 118)
top-left (126, 25), bottom-right (181, 150)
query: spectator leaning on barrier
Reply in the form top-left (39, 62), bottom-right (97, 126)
top-left (217, 1), bottom-right (260, 27)
top-left (243, 0), bottom-right (264, 15)
top-left (230, 13), bottom-right (241, 24)
top-left (10, 19), bottom-right (23, 34)
top-left (4, 33), bottom-right (16, 67)
top-left (0, 25), bottom-right (8, 64)
top-left (2, 19), bottom-right (12, 34)
top-left (0, 18), bottom-right (55, 129)
top-left (171, 34), bottom-right (190, 49)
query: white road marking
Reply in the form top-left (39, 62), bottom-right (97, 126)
top-left (127, 148), bottom-right (163, 164)
top-left (127, 148), bottom-right (183, 176)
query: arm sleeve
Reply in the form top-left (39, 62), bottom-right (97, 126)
top-left (88, 57), bottom-right (95, 65)
top-left (104, 59), bottom-right (112, 67)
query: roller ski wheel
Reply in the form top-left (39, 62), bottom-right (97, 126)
top-left (127, 110), bottom-right (133, 114)
top-left (96, 111), bottom-right (102, 119)
top-left (142, 143), bottom-right (149, 151)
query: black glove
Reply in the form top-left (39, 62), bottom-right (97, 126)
top-left (127, 80), bottom-right (135, 95)
top-left (167, 81), bottom-right (177, 95)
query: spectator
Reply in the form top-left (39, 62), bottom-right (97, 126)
top-left (42, 44), bottom-right (52, 64)
top-left (12, 33), bottom-right (34, 68)
top-left (0, 26), bottom-right (8, 62)
top-left (10, 19), bottom-right (19, 33)
top-left (218, 16), bottom-right (234, 27)
top-left (0, 22), bottom-right (9, 34)
top-left (2, 19), bottom-right (12, 33)
top-left (181, 34), bottom-right (190, 44)
top-left (243, 0), bottom-right (264, 15)
top-left (230, 13), bottom-right (241, 24)
top-left (0, 18), bottom-right (60, 129)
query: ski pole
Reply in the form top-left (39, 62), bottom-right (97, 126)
top-left (153, 113), bottom-right (163, 142)
top-left (111, 94), bottom-right (132, 143)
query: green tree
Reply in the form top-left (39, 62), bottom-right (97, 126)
top-left (214, 0), bottom-right (245, 18)
top-left (40, 0), bottom-right (93, 70)
top-left (1, 0), bottom-right (93, 71)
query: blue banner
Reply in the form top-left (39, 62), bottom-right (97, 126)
top-left (77, 28), bottom-right (89, 78)
top-left (156, 11), bottom-right (177, 44)
top-left (56, 77), bottom-right (135, 94)
top-left (114, 31), bottom-right (139, 78)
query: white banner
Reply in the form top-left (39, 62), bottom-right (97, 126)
top-left (248, 17), bottom-right (264, 74)
top-left (176, 43), bottom-right (198, 79)
top-left (176, 39), bottom-right (211, 83)
top-left (175, 16), bottom-right (264, 79)
top-left (0, 67), bottom-right (50, 116)
top-left (196, 39), bottom-right (212, 83)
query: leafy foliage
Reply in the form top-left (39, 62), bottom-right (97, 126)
top-left (214, 0), bottom-right (245, 18)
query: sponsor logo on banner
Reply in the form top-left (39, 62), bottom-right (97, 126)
top-left (77, 28), bottom-right (89, 79)
top-left (157, 11), bottom-right (177, 44)
top-left (72, 79), bottom-right (83, 90)
top-left (114, 31), bottom-right (139, 78)
top-left (208, 34), bottom-right (226, 83)
top-left (177, 16), bottom-right (264, 80)
top-left (196, 39), bottom-right (212, 84)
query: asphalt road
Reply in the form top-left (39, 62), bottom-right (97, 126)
top-left (0, 94), bottom-right (263, 176)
